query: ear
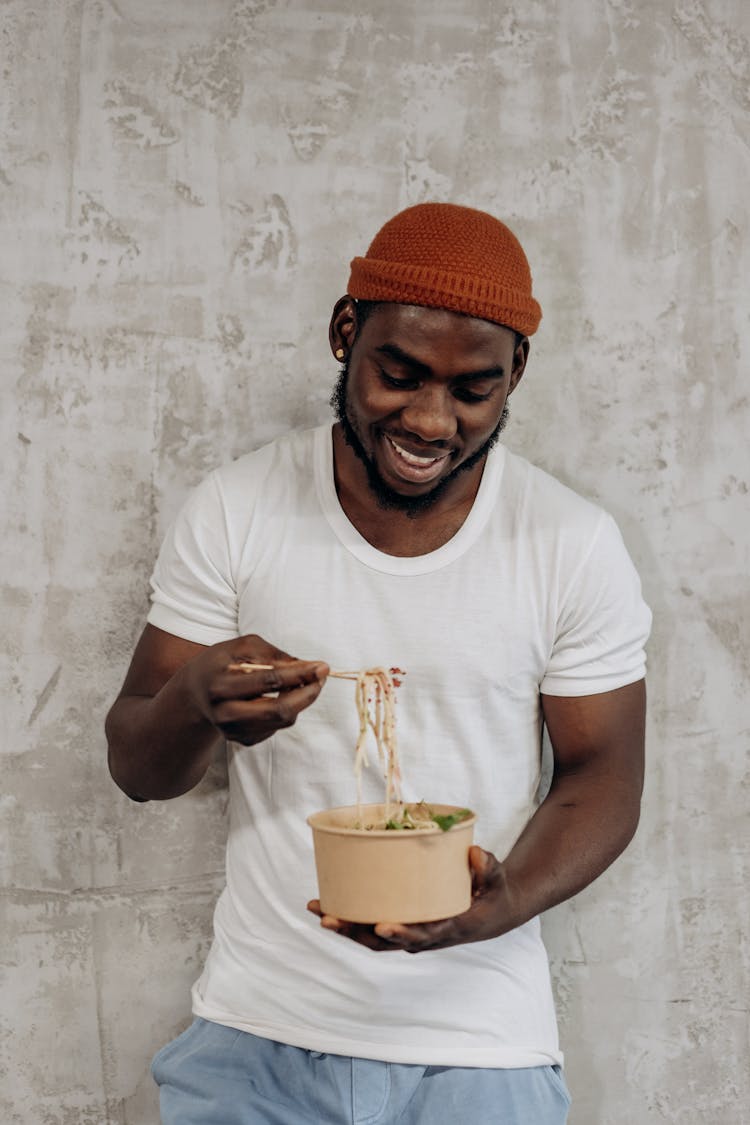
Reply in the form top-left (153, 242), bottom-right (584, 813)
top-left (507, 336), bottom-right (529, 395)
top-left (329, 296), bottom-right (358, 360)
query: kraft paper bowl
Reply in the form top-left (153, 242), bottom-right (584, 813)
top-left (307, 802), bottom-right (476, 924)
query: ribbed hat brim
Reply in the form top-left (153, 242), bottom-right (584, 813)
top-left (348, 256), bottom-right (542, 336)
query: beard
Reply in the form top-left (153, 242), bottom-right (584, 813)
top-left (330, 361), bottom-right (508, 518)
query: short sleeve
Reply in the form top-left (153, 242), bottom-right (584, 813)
top-left (540, 512), bottom-right (652, 697)
top-left (147, 472), bottom-right (240, 646)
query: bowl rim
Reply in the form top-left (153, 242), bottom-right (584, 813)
top-left (307, 801), bottom-right (476, 838)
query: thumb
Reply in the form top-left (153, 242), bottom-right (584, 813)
top-left (469, 845), bottom-right (497, 893)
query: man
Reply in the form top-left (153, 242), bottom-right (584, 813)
top-left (106, 202), bottom-right (651, 1124)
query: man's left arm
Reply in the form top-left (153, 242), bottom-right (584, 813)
top-left (310, 678), bottom-right (645, 952)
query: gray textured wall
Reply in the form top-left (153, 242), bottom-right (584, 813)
top-left (2, 2), bottom-right (748, 1122)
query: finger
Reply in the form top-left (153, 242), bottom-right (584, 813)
top-left (218, 676), bottom-right (326, 724)
top-left (214, 661), bottom-right (328, 701)
top-left (320, 914), bottom-right (344, 932)
top-left (469, 845), bottom-right (498, 893)
top-left (273, 661), bottom-right (330, 691)
top-left (374, 918), bottom-right (460, 951)
top-left (472, 846), bottom-right (508, 891)
top-left (313, 914), bottom-right (405, 952)
top-left (226, 661), bottom-right (329, 690)
top-left (212, 668), bottom-right (328, 710)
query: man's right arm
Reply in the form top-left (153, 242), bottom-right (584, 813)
top-left (105, 624), bottom-right (329, 801)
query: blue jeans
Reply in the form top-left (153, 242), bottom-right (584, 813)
top-left (152, 1017), bottom-right (571, 1124)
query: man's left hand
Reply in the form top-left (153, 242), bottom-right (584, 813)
top-left (306, 845), bottom-right (516, 953)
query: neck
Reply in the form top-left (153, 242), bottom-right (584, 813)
top-left (331, 423), bottom-right (486, 556)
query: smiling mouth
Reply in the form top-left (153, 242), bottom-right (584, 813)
top-left (388, 436), bottom-right (449, 465)
top-left (383, 434), bottom-right (452, 484)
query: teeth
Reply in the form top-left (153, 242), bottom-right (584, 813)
top-left (388, 437), bottom-right (444, 466)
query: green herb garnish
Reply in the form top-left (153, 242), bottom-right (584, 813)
top-left (384, 806), bottom-right (417, 830)
top-left (430, 808), bottom-right (473, 832)
top-left (382, 804), bottom-right (472, 832)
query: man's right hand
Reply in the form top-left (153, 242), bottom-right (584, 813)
top-left (106, 624), bottom-right (329, 801)
top-left (181, 635), bottom-right (329, 746)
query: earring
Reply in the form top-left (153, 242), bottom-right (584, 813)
top-left (334, 348), bottom-right (345, 361)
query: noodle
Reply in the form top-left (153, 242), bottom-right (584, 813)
top-left (335, 665), bottom-right (471, 832)
top-left (349, 667), bottom-right (403, 822)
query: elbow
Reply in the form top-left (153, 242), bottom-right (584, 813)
top-left (611, 791), bottom-right (642, 860)
top-left (106, 741), bottom-right (149, 803)
top-left (105, 706), bottom-right (150, 803)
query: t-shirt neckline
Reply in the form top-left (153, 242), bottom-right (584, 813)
top-left (313, 423), bottom-right (505, 575)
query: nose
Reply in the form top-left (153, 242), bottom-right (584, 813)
top-left (400, 384), bottom-right (458, 444)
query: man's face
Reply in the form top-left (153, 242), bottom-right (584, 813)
top-left (331, 302), bottom-right (527, 516)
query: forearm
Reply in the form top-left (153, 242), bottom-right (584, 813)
top-left (498, 763), bottom-right (641, 931)
top-left (106, 667), bottom-right (220, 801)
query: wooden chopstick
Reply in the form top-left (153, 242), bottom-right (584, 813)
top-left (227, 661), bottom-right (357, 680)
top-left (227, 662), bottom-right (275, 672)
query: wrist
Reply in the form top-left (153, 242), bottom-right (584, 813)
top-left (490, 862), bottom-right (529, 935)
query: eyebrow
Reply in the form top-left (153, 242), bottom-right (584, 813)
top-left (375, 342), bottom-right (506, 383)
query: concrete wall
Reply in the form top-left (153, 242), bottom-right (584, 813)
top-left (2, 1), bottom-right (748, 1122)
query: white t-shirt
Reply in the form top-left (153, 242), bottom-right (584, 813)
top-left (148, 423), bottom-right (651, 1068)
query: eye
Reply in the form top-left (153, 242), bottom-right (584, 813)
top-left (452, 386), bottom-right (494, 403)
top-left (379, 368), bottom-right (419, 390)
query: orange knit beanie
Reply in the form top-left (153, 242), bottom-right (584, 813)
top-left (348, 202), bottom-right (541, 336)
